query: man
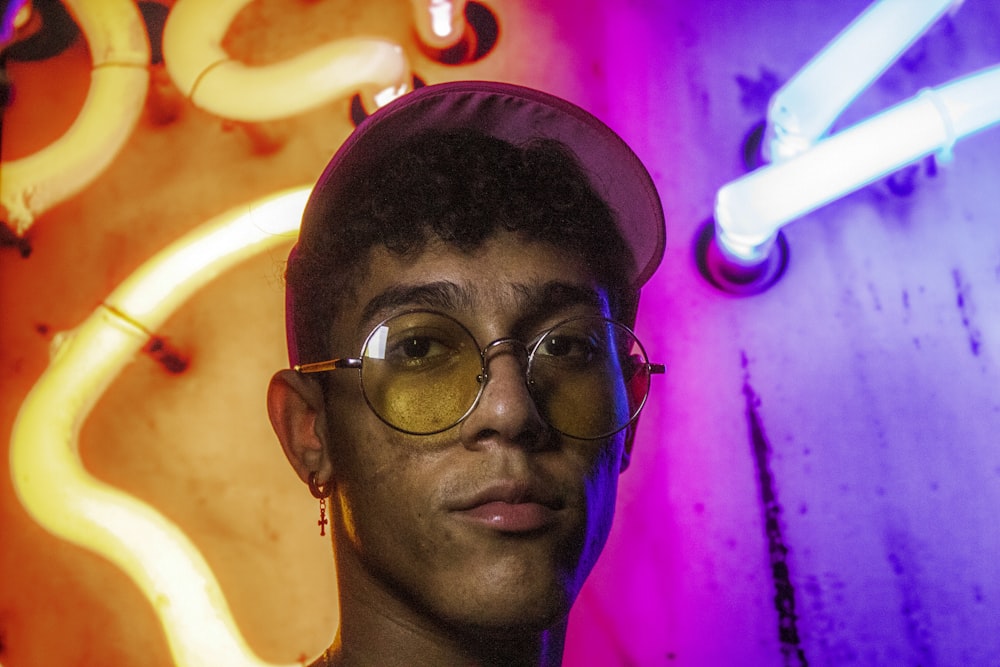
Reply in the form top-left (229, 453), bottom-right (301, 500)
top-left (267, 81), bottom-right (665, 666)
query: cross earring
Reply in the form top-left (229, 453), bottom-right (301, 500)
top-left (308, 471), bottom-right (332, 537)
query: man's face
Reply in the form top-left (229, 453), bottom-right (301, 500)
top-left (318, 233), bottom-right (631, 632)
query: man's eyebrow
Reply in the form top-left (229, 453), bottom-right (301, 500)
top-left (359, 279), bottom-right (608, 333)
top-left (514, 281), bottom-right (608, 320)
top-left (360, 282), bottom-right (472, 327)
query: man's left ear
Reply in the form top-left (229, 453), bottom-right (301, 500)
top-left (267, 369), bottom-right (333, 485)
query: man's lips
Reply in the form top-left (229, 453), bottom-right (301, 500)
top-left (456, 501), bottom-right (558, 532)
top-left (449, 480), bottom-right (563, 533)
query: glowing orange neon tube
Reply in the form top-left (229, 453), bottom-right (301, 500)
top-left (10, 189), bottom-right (310, 667)
top-left (1, 0), bottom-right (150, 237)
top-left (162, 0), bottom-right (411, 122)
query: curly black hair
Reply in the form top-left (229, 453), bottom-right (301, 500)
top-left (287, 129), bottom-right (637, 363)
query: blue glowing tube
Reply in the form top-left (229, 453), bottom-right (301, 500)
top-left (764, 0), bottom-right (962, 163)
top-left (716, 65), bottom-right (1000, 264)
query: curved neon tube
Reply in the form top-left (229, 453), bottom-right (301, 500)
top-left (410, 0), bottom-right (469, 51)
top-left (9, 189), bottom-right (310, 667)
top-left (764, 0), bottom-right (962, 162)
top-left (716, 64), bottom-right (1000, 264)
top-left (1, 0), bottom-right (149, 237)
top-left (162, 0), bottom-right (410, 123)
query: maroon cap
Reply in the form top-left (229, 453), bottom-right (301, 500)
top-left (287, 80), bottom-right (665, 364)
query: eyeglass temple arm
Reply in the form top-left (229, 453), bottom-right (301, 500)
top-left (627, 357), bottom-right (665, 381)
top-left (294, 357), bottom-right (363, 374)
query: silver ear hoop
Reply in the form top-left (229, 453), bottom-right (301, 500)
top-left (308, 470), bottom-right (333, 499)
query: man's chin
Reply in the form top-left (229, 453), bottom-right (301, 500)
top-left (430, 579), bottom-right (575, 636)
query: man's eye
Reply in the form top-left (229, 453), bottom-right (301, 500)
top-left (387, 335), bottom-right (453, 368)
top-left (538, 335), bottom-right (596, 361)
top-left (400, 337), bottom-right (433, 358)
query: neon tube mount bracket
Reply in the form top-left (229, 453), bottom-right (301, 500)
top-left (695, 218), bottom-right (789, 296)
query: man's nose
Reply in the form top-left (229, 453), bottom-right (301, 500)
top-left (459, 341), bottom-right (549, 449)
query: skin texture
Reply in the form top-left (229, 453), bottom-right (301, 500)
top-left (268, 234), bottom-right (634, 666)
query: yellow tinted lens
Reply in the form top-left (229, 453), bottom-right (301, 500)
top-left (529, 318), bottom-right (644, 439)
top-left (361, 311), bottom-right (482, 434)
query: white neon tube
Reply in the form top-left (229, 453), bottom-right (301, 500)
top-left (716, 64), bottom-right (1000, 263)
top-left (1, 0), bottom-right (149, 237)
top-left (162, 0), bottom-right (410, 123)
top-left (410, 0), bottom-right (469, 51)
top-left (9, 189), bottom-right (310, 667)
top-left (764, 0), bottom-right (962, 162)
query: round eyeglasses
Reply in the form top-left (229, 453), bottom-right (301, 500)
top-left (294, 310), bottom-right (664, 440)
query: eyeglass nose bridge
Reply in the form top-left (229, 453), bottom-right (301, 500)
top-left (477, 337), bottom-right (531, 385)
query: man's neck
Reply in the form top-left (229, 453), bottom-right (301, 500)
top-left (320, 630), bottom-right (567, 667)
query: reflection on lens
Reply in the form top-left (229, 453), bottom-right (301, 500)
top-left (361, 311), bottom-right (482, 434)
